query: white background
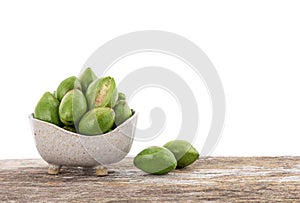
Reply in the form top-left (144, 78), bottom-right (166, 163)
top-left (0, 0), bottom-right (300, 159)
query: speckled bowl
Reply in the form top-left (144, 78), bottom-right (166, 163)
top-left (29, 111), bottom-right (137, 176)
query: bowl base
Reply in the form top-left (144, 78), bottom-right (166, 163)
top-left (95, 165), bottom-right (108, 176)
top-left (47, 164), bottom-right (108, 176)
top-left (48, 164), bottom-right (61, 175)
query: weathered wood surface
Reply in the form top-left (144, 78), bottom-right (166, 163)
top-left (1, 157), bottom-right (300, 202)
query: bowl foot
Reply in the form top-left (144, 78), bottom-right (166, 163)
top-left (48, 164), bottom-right (61, 175)
top-left (95, 165), bottom-right (108, 176)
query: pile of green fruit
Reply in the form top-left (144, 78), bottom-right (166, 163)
top-left (134, 140), bottom-right (199, 175)
top-left (34, 68), bottom-right (132, 135)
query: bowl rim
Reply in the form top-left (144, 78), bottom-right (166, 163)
top-left (29, 110), bottom-right (137, 138)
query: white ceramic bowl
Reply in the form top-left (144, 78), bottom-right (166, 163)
top-left (29, 111), bottom-right (137, 175)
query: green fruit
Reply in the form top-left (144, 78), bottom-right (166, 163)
top-left (78, 107), bottom-right (115, 135)
top-left (79, 67), bottom-right (97, 93)
top-left (118, 92), bottom-right (126, 101)
top-left (53, 91), bottom-right (58, 99)
top-left (113, 100), bottom-right (132, 126)
top-left (107, 88), bottom-right (118, 108)
top-left (63, 125), bottom-right (76, 133)
top-left (134, 146), bottom-right (177, 175)
top-left (56, 76), bottom-right (82, 101)
top-left (85, 77), bottom-right (116, 109)
top-left (163, 140), bottom-right (199, 169)
top-left (59, 89), bottom-right (87, 126)
top-left (110, 123), bottom-right (117, 131)
top-left (34, 92), bottom-right (61, 126)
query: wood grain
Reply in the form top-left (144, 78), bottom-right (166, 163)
top-left (1, 157), bottom-right (300, 202)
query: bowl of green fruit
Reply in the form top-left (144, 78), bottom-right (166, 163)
top-left (29, 68), bottom-right (137, 176)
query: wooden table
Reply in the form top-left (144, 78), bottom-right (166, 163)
top-left (1, 157), bottom-right (300, 202)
